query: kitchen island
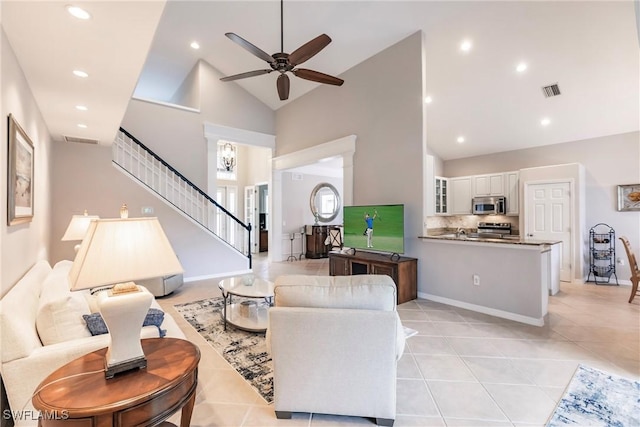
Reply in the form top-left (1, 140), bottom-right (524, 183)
top-left (418, 234), bottom-right (561, 326)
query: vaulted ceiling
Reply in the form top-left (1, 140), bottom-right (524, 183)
top-left (2, 1), bottom-right (638, 160)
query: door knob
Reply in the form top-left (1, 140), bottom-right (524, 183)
top-left (527, 233), bottom-right (534, 237)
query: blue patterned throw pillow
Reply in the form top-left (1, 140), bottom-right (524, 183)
top-left (83, 308), bottom-right (166, 337)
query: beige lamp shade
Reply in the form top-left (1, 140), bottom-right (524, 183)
top-left (68, 217), bottom-right (183, 291)
top-left (61, 212), bottom-right (99, 241)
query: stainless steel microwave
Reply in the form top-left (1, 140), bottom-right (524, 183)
top-left (472, 196), bottom-right (506, 215)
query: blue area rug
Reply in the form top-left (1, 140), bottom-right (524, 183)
top-left (547, 364), bottom-right (640, 426)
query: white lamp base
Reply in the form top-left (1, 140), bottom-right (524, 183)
top-left (97, 284), bottom-right (153, 379)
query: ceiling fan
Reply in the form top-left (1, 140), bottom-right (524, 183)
top-left (220, 0), bottom-right (344, 101)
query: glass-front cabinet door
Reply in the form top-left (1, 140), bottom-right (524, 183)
top-left (435, 176), bottom-right (448, 214)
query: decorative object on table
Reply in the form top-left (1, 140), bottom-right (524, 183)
top-left (546, 364), bottom-right (639, 427)
top-left (617, 184), bottom-right (640, 211)
top-left (7, 114), bottom-right (35, 225)
top-left (174, 296), bottom-right (273, 403)
top-left (242, 274), bottom-right (255, 286)
top-left (68, 206), bottom-right (183, 378)
top-left (61, 210), bottom-right (99, 251)
top-left (239, 300), bottom-right (258, 318)
top-left (587, 223), bottom-right (618, 285)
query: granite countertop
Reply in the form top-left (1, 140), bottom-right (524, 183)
top-left (419, 233), bottom-right (562, 246)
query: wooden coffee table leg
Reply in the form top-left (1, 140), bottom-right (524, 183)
top-left (180, 389), bottom-right (196, 427)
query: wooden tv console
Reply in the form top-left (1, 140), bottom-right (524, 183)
top-left (329, 251), bottom-right (417, 304)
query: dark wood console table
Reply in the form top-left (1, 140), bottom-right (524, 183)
top-left (32, 338), bottom-right (200, 427)
top-left (306, 225), bottom-right (329, 258)
top-left (329, 251), bottom-right (418, 304)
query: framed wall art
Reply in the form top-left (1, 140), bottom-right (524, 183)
top-left (7, 114), bottom-right (34, 225)
top-left (617, 184), bottom-right (640, 212)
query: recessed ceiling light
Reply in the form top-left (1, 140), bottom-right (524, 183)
top-left (66, 5), bottom-right (91, 20)
top-left (73, 70), bottom-right (88, 78)
top-left (190, 41), bottom-right (200, 50)
top-left (516, 62), bottom-right (528, 73)
top-left (541, 118), bottom-right (551, 126)
top-left (460, 39), bottom-right (472, 52)
top-left (77, 124), bottom-right (88, 129)
top-left (75, 105), bottom-right (88, 111)
top-left (457, 136), bottom-right (465, 143)
top-left (424, 96), bottom-right (433, 104)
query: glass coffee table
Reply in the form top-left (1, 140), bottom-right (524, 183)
top-left (218, 276), bottom-right (274, 332)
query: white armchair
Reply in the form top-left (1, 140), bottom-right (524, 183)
top-left (267, 274), bottom-right (405, 426)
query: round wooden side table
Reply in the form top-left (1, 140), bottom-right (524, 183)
top-left (32, 338), bottom-right (200, 427)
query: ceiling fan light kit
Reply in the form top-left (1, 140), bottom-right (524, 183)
top-left (220, 0), bottom-right (343, 101)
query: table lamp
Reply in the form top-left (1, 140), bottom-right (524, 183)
top-left (68, 214), bottom-right (183, 378)
top-left (61, 210), bottom-right (99, 252)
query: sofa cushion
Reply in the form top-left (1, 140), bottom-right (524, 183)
top-left (0, 260), bottom-right (52, 363)
top-left (36, 293), bottom-right (93, 345)
top-left (36, 260), bottom-right (92, 345)
top-left (273, 275), bottom-right (397, 311)
top-left (83, 308), bottom-right (166, 337)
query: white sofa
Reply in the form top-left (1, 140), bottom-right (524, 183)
top-left (267, 274), bottom-right (405, 426)
top-left (0, 260), bottom-right (185, 426)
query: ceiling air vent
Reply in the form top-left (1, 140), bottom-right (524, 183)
top-left (542, 83), bottom-right (561, 98)
top-left (64, 135), bottom-right (99, 145)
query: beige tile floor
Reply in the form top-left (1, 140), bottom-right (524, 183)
top-left (159, 254), bottom-right (639, 427)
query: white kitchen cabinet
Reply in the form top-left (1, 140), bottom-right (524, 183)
top-left (435, 177), bottom-right (448, 214)
top-left (473, 173), bottom-right (504, 197)
top-left (504, 171), bottom-right (519, 215)
top-left (449, 177), bottom-right (472, 214)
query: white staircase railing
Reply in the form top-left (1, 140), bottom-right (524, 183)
top-left (112, 128), bottom-right (252, 265)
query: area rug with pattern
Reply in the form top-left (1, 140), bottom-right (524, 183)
top-left (173, 297), bottom-right (273, 403)
top-left (546, 364), bottom-right (639, 426)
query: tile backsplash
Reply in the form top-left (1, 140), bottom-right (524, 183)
top-left (427, 215), bottom-right (519, 234)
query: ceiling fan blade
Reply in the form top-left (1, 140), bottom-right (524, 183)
top-left (220, 69), bottom-right (273, 82)
top-left (225, 32), bottom-right (275, 64)
top-left (277, 74), bottom-right (290, 100)
top-left (288, 34), bottom-right (332, 66)
top-left (293, 68), bottom-right (344, 86)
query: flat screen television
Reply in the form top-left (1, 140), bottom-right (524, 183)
top-left (342, 204), bottom-right (404, 254)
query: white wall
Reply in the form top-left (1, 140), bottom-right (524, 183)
top-left (1, 29), bottom-right (52, 296)
top-left (169, 62), bottom-right (199, 109)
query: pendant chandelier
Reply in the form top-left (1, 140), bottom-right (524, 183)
top-left (220, 142), bottom-right (236, 171)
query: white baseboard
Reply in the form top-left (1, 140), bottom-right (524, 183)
top-left (184, 269), bottom-right (251, 283)
top-left (417, 291), bottom-right (545, 326)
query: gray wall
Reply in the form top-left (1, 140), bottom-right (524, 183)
top-left (1, 29), bottom-right (53, 296)
top-left (50, 142), bottom-right (247, 279)
top-left (443, 131), bottom-right (640, 283)
top-left (276, 31), bottom-right (424, 258)
top-left (281, 172), bottom-right (343, 234)
top-left (50, 59), bottom-right (276, 280)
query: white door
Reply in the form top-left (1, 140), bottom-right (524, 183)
top-left (216, 186), bottom-right (238, 247)
top-left (244, 186), bottom-right (258, 253)
top-left (526, 182), bottom-right (572, 282)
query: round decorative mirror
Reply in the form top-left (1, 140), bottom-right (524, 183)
top-left (310, 183), bottom-right (341, 223)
